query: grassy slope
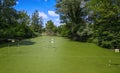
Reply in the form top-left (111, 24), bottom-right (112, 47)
top-left (0, 36), bottom-right (120, 73)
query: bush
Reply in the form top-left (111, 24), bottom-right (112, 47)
top-left (101, 41), bottom-right (112, 49)
top-left (77, 26), bottom-right (93, 42)
top-left (96, 31), bottom-right (120, 49)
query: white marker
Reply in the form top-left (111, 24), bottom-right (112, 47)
top-left (115, 49), bottom-right (119, 53)
top-left (51, 38), bottom-right (54, 43)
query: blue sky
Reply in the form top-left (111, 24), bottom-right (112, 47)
top-left (15, 0), bottom-right (60, 26)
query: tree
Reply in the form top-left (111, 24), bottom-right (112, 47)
top-left (45, 20), bottom-right (57, 35)
top-left (0, 0), bottom-right (18, 39)
top-left (18, 10), bottom-right (30, 26)
top-left (17, 11), bottom-right (35, 38)
top-left (57, 24), bottom-right (71, 37)
top-left (31, 10), bottom-right (43, 33)
top-left (0, 0), bottom-right (35, 42)
top-left (56, 0), bottom-right (88, 41)
top-left (87, 0), bottom-right (120, 48)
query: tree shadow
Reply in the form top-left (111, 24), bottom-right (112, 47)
top-left (19, 40), bottom-right (35, 46)
top-left (0, 40), bottom-right (36, 48)
top-left (0, 44), bottom-right (7, 48)
top-left (111, 63), bottom-right (120, 66)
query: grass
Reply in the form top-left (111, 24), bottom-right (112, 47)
top-left (0, 36), bottom-right (120, 73)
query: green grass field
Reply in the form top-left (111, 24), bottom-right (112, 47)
top-left (0, 36), bottom-right (120, 73)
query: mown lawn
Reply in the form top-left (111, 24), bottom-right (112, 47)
top-left (0, 36), bottom-right (120, 73)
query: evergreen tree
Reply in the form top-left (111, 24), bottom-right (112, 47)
top-left (0, 0), bottom-right (18, 39)
top-left (31, 10), bottom-right (43, 33)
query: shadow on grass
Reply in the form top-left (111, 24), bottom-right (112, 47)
top-left (111, 63), bottom-right (120, 66)
top-left (19, 40), bottom-right (35, 46)
top-left (0, 40), bottom-right (36, 48)
top-left (0, 44), bottom-right (7, 48)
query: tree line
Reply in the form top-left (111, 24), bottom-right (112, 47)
top-left (0, 0), bottom-right (43, 43)
top-left (55, 0), bottom-right (120, 49)
top-left (0, 0), bottom-right (57, 41)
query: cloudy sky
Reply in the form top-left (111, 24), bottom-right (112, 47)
top-left (15, 0), bottom-right (60, 26)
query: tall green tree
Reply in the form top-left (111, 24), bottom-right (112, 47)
top-left (16, 11), bottom-right (34, 38)
top-left (87, 0), bottom-right (120, 48)
top-left (18, 10), bottom-right (30, 26)
top-left (31, 10), bottom-right (43, 33)
top-left (0, 0), bottom-right (35, 41)
top-left (0, 0), bottom-right (18, 38)
top-left (45, 20), bottom-right (57, 36)
top-left (56, 0), bottom-right (90, 41)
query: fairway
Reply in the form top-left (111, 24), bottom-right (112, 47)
top-left (0, 36), bottom-right (120, 73)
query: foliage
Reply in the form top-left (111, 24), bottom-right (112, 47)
top-left (0, 0), bottom-right (35, 43)
top-left (17, 11), bottom-right (35, 38)
top-left (31, 10), bottom-right (43, 33)
top-left (0, 0), bottom-right (18, 38)
top-left (56, 0), bottom-right (91, 41)
top-left (87, 0), bottom-right (120, 49)
top-left (45, 20), bottom-right (57, 36)
top-left (57, 24), bottom-right (71, 37)
top-left (77, 24), bottom-right (93, 42)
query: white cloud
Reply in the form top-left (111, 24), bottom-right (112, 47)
top-left (45, 0), bottom-right (47, 2)
top-left (16, 1), bottom-right (19, 4)
top-left (54, 21), bottom-right (61, 26)
top-left (39, 12), bottom-right (48, 19)
top-left (54, 18), bottom-right (61, 26)
top-left (48, 11), bottom-right (59, 17)
top-left (55, 18), bottom-right (60, 22)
